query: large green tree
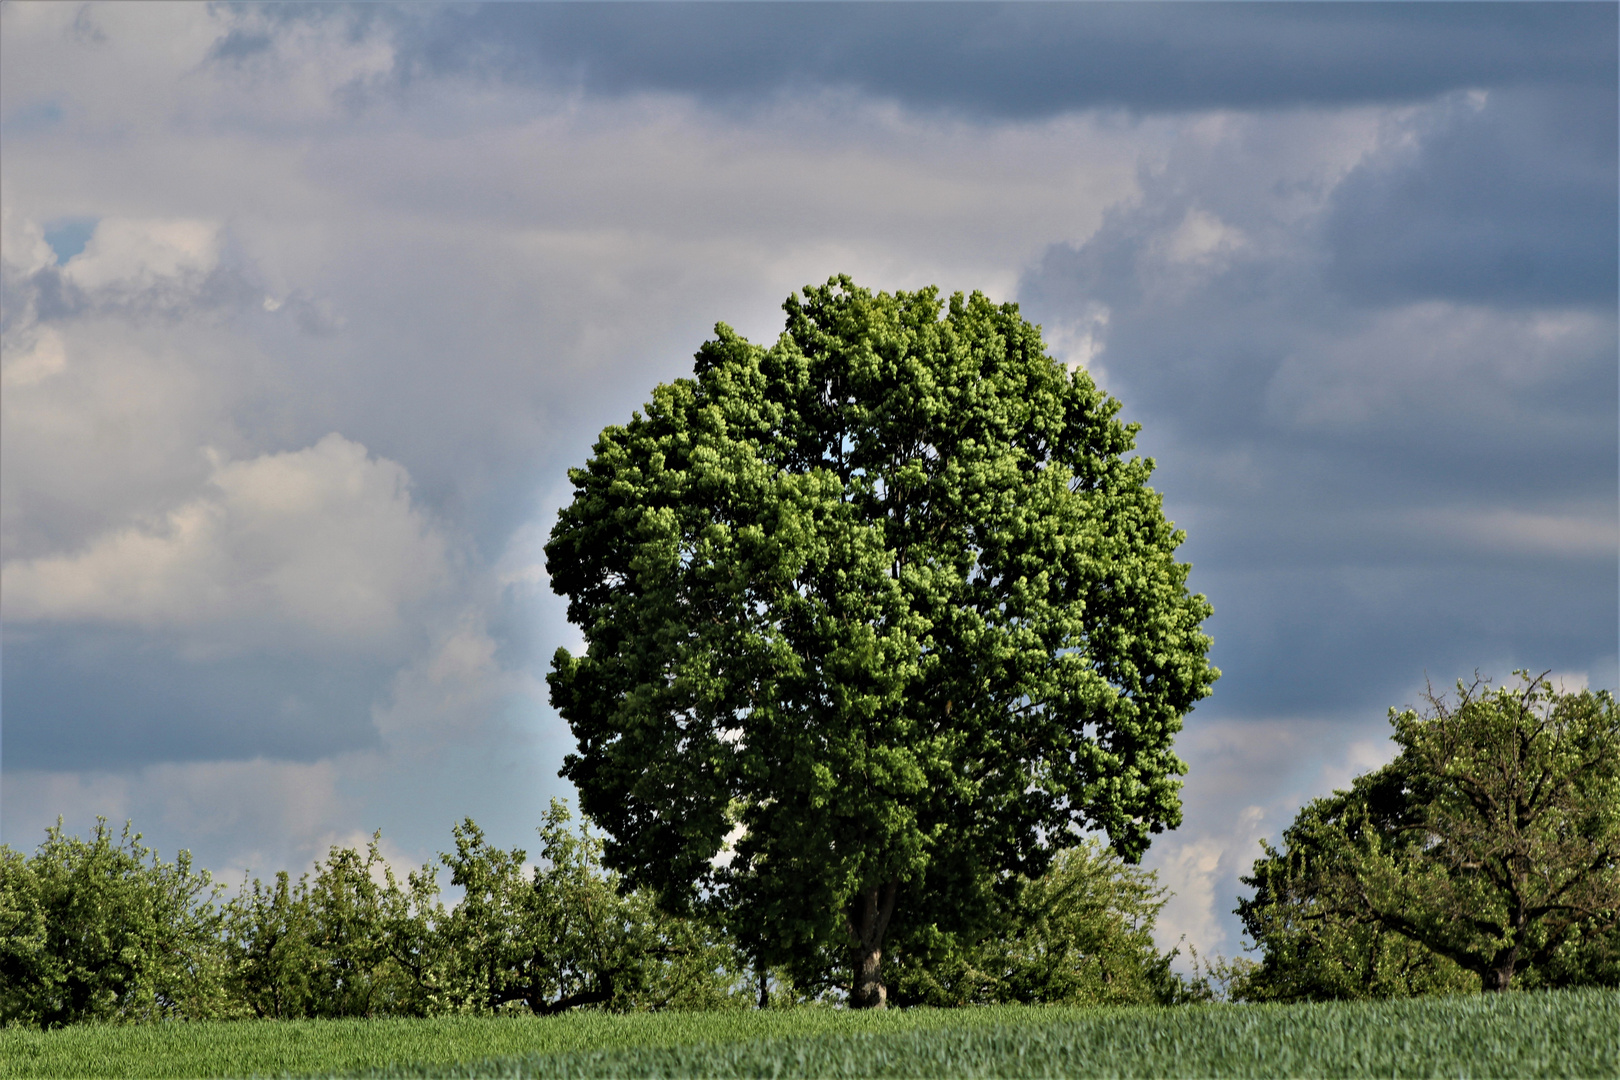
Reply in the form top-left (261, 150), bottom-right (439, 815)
top-left (1239, 673), bottom-right (1620, 996)
top-left (547, 277), bottom-right (1217, 1006)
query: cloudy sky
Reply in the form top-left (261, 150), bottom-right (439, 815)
top-left (3, 2), bottom-right (1615, 962)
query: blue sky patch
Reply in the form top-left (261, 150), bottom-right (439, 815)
top-left (42, 218), bottom-right (97, 264)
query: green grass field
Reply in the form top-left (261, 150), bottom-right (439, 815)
top-left (2, 989), bottom-right (1614, 1079)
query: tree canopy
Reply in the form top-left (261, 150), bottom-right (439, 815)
top-left (1238, 672), bottom-right (1620, 997)
top-left (546, 277), bottom-right (1217, 1006)
top-left (1235, 763), bottom-right (1478, 1002)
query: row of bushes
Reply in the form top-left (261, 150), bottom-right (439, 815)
top-left (10, 674), bottom-right (1613, 1027)
top-left (0, 800), bottom-right (1190, 1028)
top-left (0, 802), bottom-right (744, 1028)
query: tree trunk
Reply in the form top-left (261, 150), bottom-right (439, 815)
top-left (531, 985), bottom-right (614, 1015)
top-left (1482, 943), bottom-right (1520, 992)
top-left (846, 878), bottom-right (899, 1009)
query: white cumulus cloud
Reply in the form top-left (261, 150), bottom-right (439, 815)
top-left (2, 434), bottom-right (454, 651)
top-left (61, 218), bottom-right (221, 294)
top-left (0, 325), bottom-right (67, 388)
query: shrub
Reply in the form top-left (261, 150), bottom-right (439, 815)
top-left (0, 820), bottom-right (231, 1027)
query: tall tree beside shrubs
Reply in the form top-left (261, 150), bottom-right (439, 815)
top-left (547, 277), bottom-right (1217, 1007)
top-left (1240, 673), bottom-right (1620, 997)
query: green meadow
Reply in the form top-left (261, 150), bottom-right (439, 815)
top-left (3, 989), bottom-right (1614, 1079)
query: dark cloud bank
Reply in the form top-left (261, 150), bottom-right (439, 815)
top-left (372, 2), bottom-right (1615, 117)
top-left (4, 627), bottom-right (386, 771)
top-left (1020, 74), bottom-right (1617, 718)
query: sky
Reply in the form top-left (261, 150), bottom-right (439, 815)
top-left (2, 1), bottom-right (1615, 964)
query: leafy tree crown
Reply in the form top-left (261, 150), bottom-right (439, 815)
top-left (547, 277), bottom-right (1217, 972)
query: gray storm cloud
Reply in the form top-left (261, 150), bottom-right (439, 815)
top-left (365, 3), bottom-right (1615, 116)
top-left (1016, 84), bottom-right (1616, 949)
top-left (1020, 88), bottom-right (1616, 713)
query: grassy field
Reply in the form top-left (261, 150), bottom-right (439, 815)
top-left (1, 989), bottom-right (1613, 1079)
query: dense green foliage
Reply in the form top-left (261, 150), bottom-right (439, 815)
top-left (1, 803), bottom-right (1187, 1029)
top-left (2, 991), bottom-right (1613, 1079)
top-left (432, 803), bottom-right (738, 1015)
top-left (887, 839), bottom-right (1184, 1007)
top-left (0, 804), bottom-right (744, 1028)
top-left (224, 832), bottom-right (441, 1019)
top-left (1236, 765), bottom-right (1481, 1002)
top-left (1239, 674), bottom-right (1620, 999)
top-left (547, 277), bottom-right (1217, 1005)
top-left (0, 821), bottom-right (230, 1027)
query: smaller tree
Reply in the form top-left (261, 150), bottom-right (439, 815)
top-left (0, 820), bottom-right (231, 1027)
top-left (225, 832), bottom-right (443, 1019)
top-left (223, 870), bottom-right (322, 1019)
top-left (0, 844), bottom-right (49, 1024)
top-left (301, 835), bottom-right (420, 1016)
top-left (1240, 672), bottom-right (1620, 996)
top-left (438, 800), bottom-right (743, 1014)
top-left (440, 809), bottom-right (627, 1013)
top-left (887, 839), bottom-right (1184, 1007)
top-left (1237, 764), bottom-right (1478, 1001)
